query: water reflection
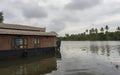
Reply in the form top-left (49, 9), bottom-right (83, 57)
top-left (47, 41), bottom-right (120, 75)
top-left (0, 41), bottom-right (120, 75)
top-left (0, 50), bottom-right (62, 75)
top-left (117, 46), bottom-right (120, 56)
top-left (90, 43), bottom-right (99, 54)
top-left (89, 42), bottom-right (116, 57)
top-left (55, 50), bottom-right (62, 60)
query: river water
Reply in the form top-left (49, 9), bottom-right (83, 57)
top-left (0, 41), bottom-right (120, 75)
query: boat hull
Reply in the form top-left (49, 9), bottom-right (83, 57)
top-left (0, 47), bottom-right (55, 59)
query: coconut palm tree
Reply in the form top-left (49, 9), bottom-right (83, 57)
top-left (105, 25), bottom-right (109, 34)
top-left (117, 27), bottom-right (120, 32)
top-left (86, 29), bottom-right (88, 34)
top-left (89, 30), bottom-right (92, 34)
top-left (100, 27), bottom-right (104, 33)
top-left (91, 28), bottom-right (95, 34)
top-left (105, 25), bottom-right (109, 40)
top-left (95, 28), bottom-right (98, 34)
top-left (105, 25), bottom-right (109, 31)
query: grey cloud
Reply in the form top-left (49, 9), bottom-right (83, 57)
top-left (12, 0), bottom-right (48, 19)
top-left (0, 0), bottom-right (23, 23)
top-left (47, 19), bottom-right (65, 32)
top-left (0, 0), bottom-right (48, 23)
top-left (65, 0), bottom-right (102, 10)
top-left (21, 4), bottom-right (47, 19)
top-left (60, 14), bottom-right (80, 23)
top-left (3, 11), bottom-right (16, 19)
top-left (0, 0), bottom-right (120, 36)
top-left (47, 13), bottom-right (80, 32)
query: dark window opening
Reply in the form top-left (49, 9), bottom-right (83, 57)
top-left (11, 38), bottom-right (28, 49)
top-left (34, 37), bottom-right (40, 48)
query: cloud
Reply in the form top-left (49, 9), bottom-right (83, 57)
top-left (65, 0), bottom-right (102, 10)
top-left (47, 12), bottom-right (80, 32)
top-left (60, 13), bottom-right (80, 23)
top-left (20, 2), bottom-right (48, 19)
top-left (22, 6), bottom-right (47, 19)
top-left (0, 0), bottom-right (48, 24)
top-left (0, 0), bottom-right (120, 36)
top-left (47, 18), bottom-right (66, 32)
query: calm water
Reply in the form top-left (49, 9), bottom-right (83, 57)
top-left (0, 41), bottom-right (120, 75)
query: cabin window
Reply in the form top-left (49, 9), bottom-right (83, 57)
top-left (24, 39), bottom-right (27, 45)
top-left (34, 38), bottom-right (37, 44)
top-left (11, 38), bottom-right (28, 49)
top-left (34, 37), bottom-right (40, 48)
top-left (34, 37), bottom-right (40, 44)
top-left (16, 39), bottom-right (23, 48)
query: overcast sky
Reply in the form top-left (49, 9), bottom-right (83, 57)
top-left (0, 0), bottom-right (120, 36)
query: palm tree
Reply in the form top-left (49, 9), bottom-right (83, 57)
top-left (94, 28), bottom-right (98, 40)
top-left (105, 25), bottom-right (109, 33)
top-left (117, 27), bottom-right (120, 32)
top-left (91, 28), bottom-right (95, 34)
top-left (65, 34), bottom-right (69, 38)
top-left (100, 27), bottom-right (104, 33)
top-left (89, 30), bottom-right (92, 34)
top-left (105, 25), bottom-right (109, 31)
top-left (105, 25), bottom-right (109, 40)
top-left (95, 28), bottom-right (98, 34)
top-left (86, 29), bottom-right (88, 34)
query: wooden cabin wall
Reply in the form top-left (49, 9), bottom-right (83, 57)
top-left (51, 37), bottom-right (56, 47)
top-left (0, 35), bottom-right (11, 50)
top-left (28, 36), bottom-right (34, 48)
top-left (40, 37), bottom-right (56, 48)
top-left (0, 35), bottom-right (56, 51)
top-left (27, 36), bottom-right (56, 48)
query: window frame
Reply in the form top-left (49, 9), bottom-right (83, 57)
top-left (34, 36), bottom-right (40, 48)
top-left (11, 37), bottom-right (28, 49)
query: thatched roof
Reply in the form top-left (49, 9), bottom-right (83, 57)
top-left (0, 23), bottom-right (56, 36)
top-left (0, 23), bottom-right (45, 32)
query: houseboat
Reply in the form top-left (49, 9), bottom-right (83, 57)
top-left (0, 23), bottom-right (58, 59)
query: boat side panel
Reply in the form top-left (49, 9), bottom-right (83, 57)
top-left (0, 47), bottom-right (55, 59)
top-left (0, 35), bottom-right (11, 50)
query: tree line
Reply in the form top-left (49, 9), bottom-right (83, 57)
top-left (60, 25), bottom-right (120, 41)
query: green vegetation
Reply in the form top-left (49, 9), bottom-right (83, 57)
top-left (0, 12), bottom-right (4, 23)
top-left (60, 25), bottom-right (120, 41)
